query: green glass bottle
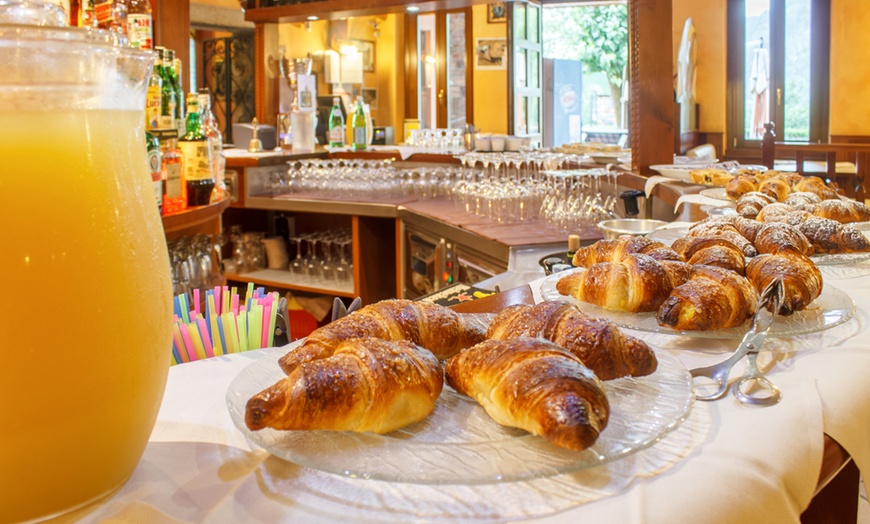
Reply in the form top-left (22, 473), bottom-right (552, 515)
top-left (154, 46), bottom-right (175, 131)
top-left (178, 93), bottom-right (215, 206)
top-left (327, 96), bottom-right (345, 148)
top-left (163, 48), bottom-right (184, 135)
top-left (351, 96), bottom-right (367, 151)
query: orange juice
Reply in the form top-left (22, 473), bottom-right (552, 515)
top-left (0, 109), bottom-right (173, 522)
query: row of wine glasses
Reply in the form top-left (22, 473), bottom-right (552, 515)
top-left (288, 228), bottom-right (354, 290)
top-left (168, 234), bottom-right (225, 297)
top-left (407, 128), bottom-right (465, 152)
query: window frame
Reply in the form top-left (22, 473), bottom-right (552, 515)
top-left (726, 0), bottom-right (830, 157)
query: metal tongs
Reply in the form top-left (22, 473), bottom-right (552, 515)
top-left (689, 279), bottom-right (785, 406)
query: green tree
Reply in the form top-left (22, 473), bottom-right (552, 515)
top-left (543, 4), bottom-right (629, 127)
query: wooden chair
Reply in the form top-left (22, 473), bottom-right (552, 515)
top-left (761, 122), bottom-right (870, 202)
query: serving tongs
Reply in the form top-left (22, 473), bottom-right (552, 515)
top-left (689, 279), bottom-right (785, 406)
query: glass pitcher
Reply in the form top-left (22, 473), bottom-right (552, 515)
top-left (0, 3), bottom-right (173, 522)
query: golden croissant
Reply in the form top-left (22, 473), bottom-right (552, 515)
top-left (753, 222), bottom-right (814, 256)
top-left (571, 236), bottom-right (683, 268)
top-left (487, 301), bottom-right (657, 380)
top-left (246, 338), bottom-right (444, 433)
top-left (745, 251), bottom-right (823, 315)
top-left (812, 199), bottom-right (870, 224)
top-left (556, 254), bottom-right (692, 313)
top-left (676, 236), bottom-right (747, 275)
top-left (278, 299), bottom-right (486, 374)
top-left (656, 265), bottom-right (758, 331)
top-left (445, 338), bottom-right (609, 451)
top-left (796, 217), bottom-right (870, 254)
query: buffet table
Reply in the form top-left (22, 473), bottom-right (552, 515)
top-left (51, 269), bottom-right (870, 523)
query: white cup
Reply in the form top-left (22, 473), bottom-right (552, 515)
top-left (491, 135), bottom-right (506, 152)
top-left (475, 134), bottom-right (492, 151)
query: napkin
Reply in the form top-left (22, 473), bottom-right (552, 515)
top-left (674, 193), bottom-right (730, 212)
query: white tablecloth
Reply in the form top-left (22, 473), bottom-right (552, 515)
top-left (52, 270), bottom-right (870, 523)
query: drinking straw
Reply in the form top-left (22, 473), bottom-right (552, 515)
top-left (173, 295), bottom-right (183, 322)
top-left (263, 302), bottom-right (273, 348)
top-left (178, 321), bottom-right (198, 362)
top-left (193, 288), bottom-right (201, 317)
top-left (213, 286), bottom-right (222, 316)
top-left (178, 293), bottom-right (190, 324)
top-left (170, 352), bottom-right (178, 366)
top-left (205, 292), bottom-right (217, 338)
top-left (215, 313), bottom-right (228, 354)
top-left (245, 282), bottom-right (255, 312)
top-left (222, 286), bottom-right (230, 316)
top-left (231, 293), bottom-right (239, 317)
top-left (248, 305), bottom-right (262, 350)
top-left (210, 313), bottom-right (224, 356)
top-left (222, 312), bottom-right (239, 354)
top-left (236, 310), bottom-right (249, 352)
top-left (196, 317), bottom-right (215, 359)
top-left (186, 323), bottom-right (208, 361)
top-left (172, 325), bottom-right (190, 363)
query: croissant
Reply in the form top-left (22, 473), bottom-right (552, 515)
top-left (679, 237), bottom-right (747, 275)
top-left (812, 199), bottom-right (870, 224)
top-left (246, 338), bottom-right (443, 433)
top-left (445, 338), bottom-right (609, 451)
top-left (784, 191), bottom-right (822, 211)
top-left (745, 252), bottom-right (823, 315)
top-left (726, 175), bottom-right (759, 200)
top-left (753, 222), bottom-right (813, 256)
top-left (797, 217), bottom-right (870, 254)
top-left (657, 265), bottom-right (758, 331)
top-left (758, 178), bottom-right (790, 202)
top-left (686, 221), bottom-right (758, 257)
top-left (278, 299), bottom-right (486, 374)
top-left (756, 202), bottom-right (798, 223)
top-left (736, 191), bottom-right (776, 219)
top-left (486, 302), bottom-right (657, 380)
top-left (793, 176), bottom-right (839, 200)
top-left (556, 254), bottom-right (691, 313)
top-left (571, 236), bottom-right (683, 268)
top-left (776, 172), bottom-right (806, 188)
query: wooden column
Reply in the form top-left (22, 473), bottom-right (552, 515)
top-left (628, 0), bottom-right (674, 175)
top-left (254, 22), bottom-right (280, 127)
top-left (152, 0), bottom-right (191, 93)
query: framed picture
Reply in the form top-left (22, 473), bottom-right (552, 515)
top-left (487, 2), bottom-right (506, 23)
top-left (361, 88), bottom-right (378, 110)
top-left (352, 39), bottom-right (376, 72)
top-left (475, 38), bottom-right (507, 70)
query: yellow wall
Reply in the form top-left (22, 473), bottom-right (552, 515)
top-left (829, 0), bottom-right (870, 136)
top-left (472, 4), bottom-right (509, 135)
top-left (672, 0), bottom-right (870, 152)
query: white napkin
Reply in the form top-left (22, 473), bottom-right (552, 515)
top-left (644, 176), bottom-right (673, 198)
top-left (674, 193), bottom-right (729, 212)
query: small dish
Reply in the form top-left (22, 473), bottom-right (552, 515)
top-left (598, 219), bottom-right (668, 239)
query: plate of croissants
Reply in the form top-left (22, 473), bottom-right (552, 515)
top-left (227, 300), bottom-right (694, 484)
top-left (543, 230), bottom-right (858, 338)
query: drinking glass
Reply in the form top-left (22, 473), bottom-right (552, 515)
top-left (0, 5), bottom-right (173, 521)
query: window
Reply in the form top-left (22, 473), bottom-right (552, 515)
top-left (728, 0), bottom-right (829, 151)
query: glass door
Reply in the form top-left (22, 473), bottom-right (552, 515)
top-left (510, 1), bottom-right (543, 141)
top-left (408, 8), bottom-right (472, 130)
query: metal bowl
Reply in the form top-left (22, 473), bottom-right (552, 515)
top-left (598, 219), bottom-right (668, 239)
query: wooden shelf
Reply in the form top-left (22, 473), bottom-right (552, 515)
top-left (161, 197), bottom-right (230, 236)
top-left (225, 269), bottom-right (356, 298)
top-left (245, 0), bottom-right (489, 23)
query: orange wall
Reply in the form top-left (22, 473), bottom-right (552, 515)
top-left (472, 3), bottom-right (508, 135)
top-left (672, 0), bottom-right (870, 152)
top-left (829, 0), bottom-right (870, 136)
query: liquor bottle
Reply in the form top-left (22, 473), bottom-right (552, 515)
top-left (197, 88), bottom-right (226, 195)
top-left (170, 54), bottom-right (186, 136)
top-left (327, 96), bottom-right (344, 148)
top-left (126, 0), bottom-right (153, 50)
top-left (144, 54), bottom-right (162, 131)
top-left (178, 93), bottom-right (215, 207)
top-left (161, 139), bottom-right (186, 215)
top-left (95, 0), bottom-right (126, 35)
top-left (351, 96), bottom-right (367, 152)
top-left (155, 47), bottom-right (175, 131)
top-left (79, 0), bottom-right (97, 27)
top-left (146, 131), bottom-right (163, 214)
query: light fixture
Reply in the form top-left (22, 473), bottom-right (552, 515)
top-left (407, 5), bottom-right (420, 12)
top-left (340, 44), bottom-right (359, 55)
top-left (424, 55), bottom-right (436, 64)
top-left (307, 15), bottom-right (318, 21)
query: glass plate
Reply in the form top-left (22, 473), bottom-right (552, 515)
top-left (541, 268), bottom-right (856, 339)
top-left (699, 188), bottom-right (732, 201)
top-left (226, 345), bottom-right (693, 485)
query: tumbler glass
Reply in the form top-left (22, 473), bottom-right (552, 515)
top-left (0, 4), bottom-right (173, 521)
